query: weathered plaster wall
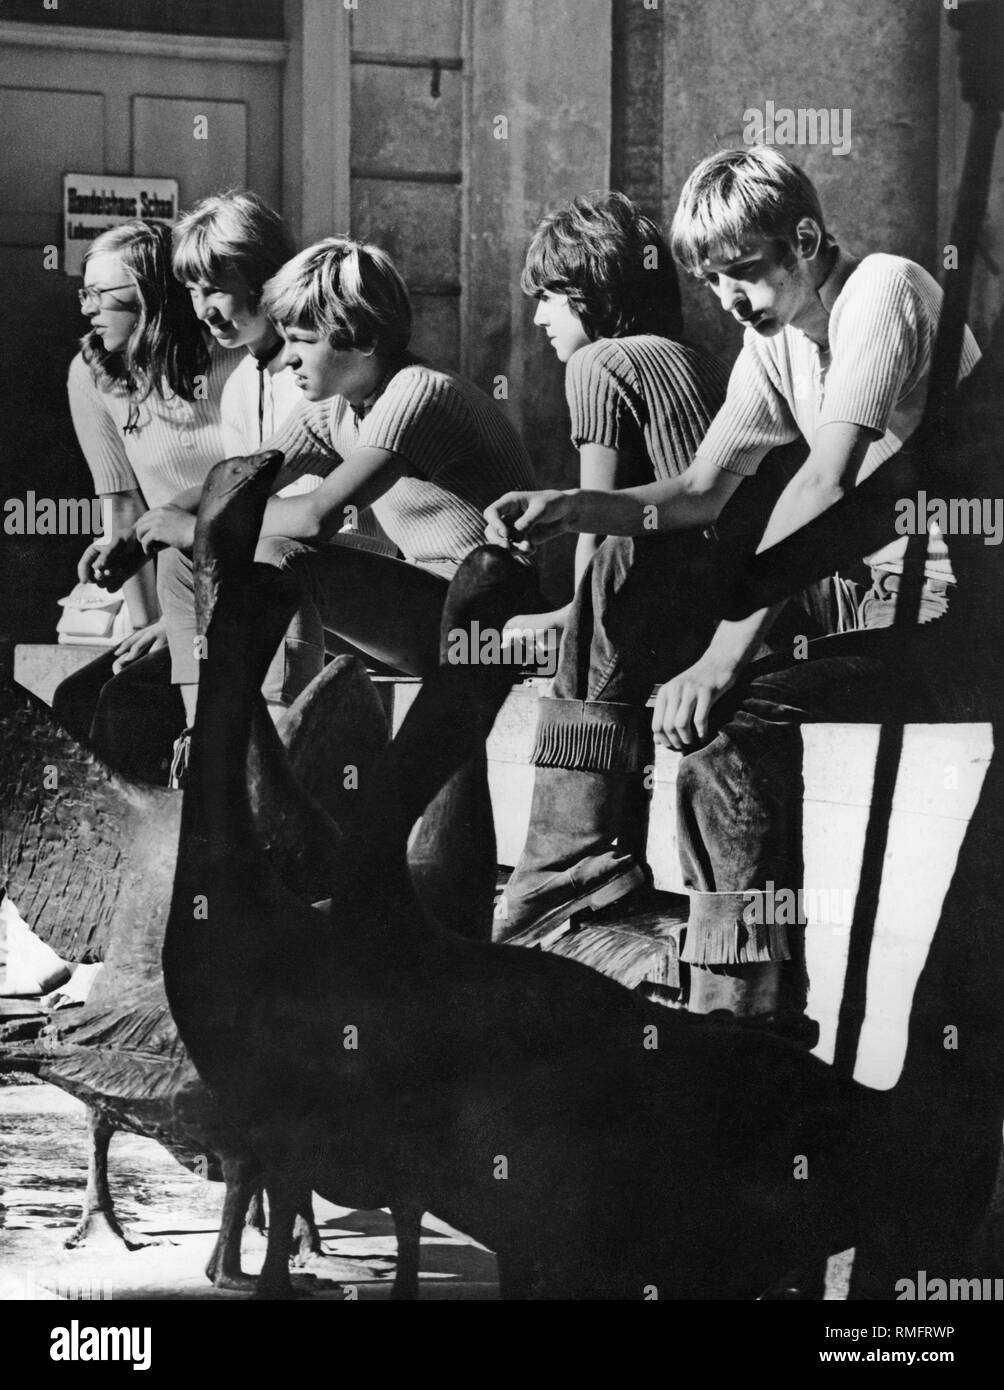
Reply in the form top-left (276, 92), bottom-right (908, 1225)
top-left (611, 0), bottom-right (664, 225)
top-left (661, 0), bottom-right (942, 364)
top-left (466, 0), bottom-right (613, 599)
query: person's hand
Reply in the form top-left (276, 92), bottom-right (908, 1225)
top-left (135, 504), bottom-right (196, 556)
top-left (652, 651), bottom-right (740, 751)
top-left (78, 531), bottom-right (147, 591)
top-left (484, 490), bottom-right (578, 550)
top-left (111, 618), bottom-right (167, 674)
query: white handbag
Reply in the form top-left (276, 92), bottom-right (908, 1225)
top-left (55, 581), bottom-right (133, 646)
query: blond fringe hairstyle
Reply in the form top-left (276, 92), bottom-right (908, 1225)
top-left (670, 147), bottom-right (827, 276)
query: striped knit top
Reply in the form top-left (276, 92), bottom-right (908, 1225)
top-left (265, 360), bottom-right (538, 577)
top-left (565, 336), bottom-right (729, 482)
top-left (222, 352), bottom-right (394, 551)
top-left (67, 340), bottom-right (240, 509)
top-left (696, 250), bottom-right (981, 480)
top-left (693, 250), bottom-right (981, 574)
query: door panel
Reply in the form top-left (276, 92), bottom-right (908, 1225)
top-left (132, 96), bottom-right (249, 203)
top-left (0, 89), bottom-right (105, 246)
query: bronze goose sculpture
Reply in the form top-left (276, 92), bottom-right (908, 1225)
top-left (165, 450), bottom-right (899, 1300)
top-left (0, 575), bottom-right (416, 1293)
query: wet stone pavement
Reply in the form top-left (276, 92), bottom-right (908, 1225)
top-left (0, 1079), bottom-right (498, 1300)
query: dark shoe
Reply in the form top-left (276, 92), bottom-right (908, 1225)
top-left (684, 961), bottom-right (787, 1018)
top-left (495, 856), bottom-right (645, 946)
top-left (683, 962), bottom-right (818, 1046)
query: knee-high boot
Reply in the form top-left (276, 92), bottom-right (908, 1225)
top-left (493, 696), bottom-right (649, 944)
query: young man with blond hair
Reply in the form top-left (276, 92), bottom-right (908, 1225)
top-left (147, 235), bottom-right (539, 745)
top-left (487, 147), bottom-right (981, 1021)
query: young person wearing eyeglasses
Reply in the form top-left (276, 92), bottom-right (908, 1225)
top-left (52, 220), bottom-right (237, 782)
top-left (110, 235), bottom-right (541, 757)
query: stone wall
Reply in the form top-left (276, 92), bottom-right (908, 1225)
top-left (465, 0), bottom-right (613, 601)
top-left (660, 0), bottom-right (943, 365)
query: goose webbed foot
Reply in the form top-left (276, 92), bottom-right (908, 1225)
top-left (244, 1186), bottom-right (267, 1237)
top-left (65, 1208), bottom-right (163, 1253)
top-left (261, 1210), bottom-right (345, 1295)
top-left (289, 1204), bottom-right (321, 1266)
top-left (69, 1110), bottom-right (166, 1252)
top-left (251, 1177), bottom-right (346, 1298)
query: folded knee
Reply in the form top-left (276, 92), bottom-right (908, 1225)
top-left (254, 535), bottom-right (310, 572)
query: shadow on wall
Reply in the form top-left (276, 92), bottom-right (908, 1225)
top-left (0, 249), bottom-right (89, 648)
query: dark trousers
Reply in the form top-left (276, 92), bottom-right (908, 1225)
top-left (51, 646), bottom-right (185, 786)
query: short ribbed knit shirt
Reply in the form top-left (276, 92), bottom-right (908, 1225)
top-left (67, 340), bottom-right (239, 508)
top-left (564, 336), bottom-right (729, 482)
top-left (264, 360), bottom-right (537, 577)
top-left (694, 249), bottom-right (981, 574)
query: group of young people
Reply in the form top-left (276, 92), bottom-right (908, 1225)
top-left (55, 146), bottom-right (990, 1024)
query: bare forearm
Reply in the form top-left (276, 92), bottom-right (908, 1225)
top-left (706, 603), bottom-right (785, 670)
top-left (756, 472), bottom-right (846, 554)
top-left (259, 493), bottom-right (325, 542)
top-left (572, 477), bottom-right (722, 536)
top-left (167, 484), bottom-right (203, 515)
top-left (122, 565), bottom-right (160, 627)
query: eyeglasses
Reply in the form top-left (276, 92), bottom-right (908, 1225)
top-left (78, 283), bottom-right (138, 313)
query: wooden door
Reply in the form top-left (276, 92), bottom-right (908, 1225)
top-left (0, 16), bottom-right (285, 642)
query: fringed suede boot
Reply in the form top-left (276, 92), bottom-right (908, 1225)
top-left (681, 889), bottom-right (813, 1043)
top-left (493, 696), bottom-right (648, 944)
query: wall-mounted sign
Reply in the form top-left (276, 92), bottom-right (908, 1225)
top-left (62, 174), bottom-right (180, 277)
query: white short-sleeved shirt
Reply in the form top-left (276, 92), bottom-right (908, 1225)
top-left (220, 353), bottom-right (322, 498)
top-left (67, 340), bottom-right (239, 510)
top-left (694, 249), bottom-right (982, 572)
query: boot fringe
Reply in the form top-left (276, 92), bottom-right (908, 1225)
top-left (531, 698), bottom-right (648, 772)
top-left (681, 890), bottom-right (792, 965)
top-left (680, 920), bottom-right (791, 965)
